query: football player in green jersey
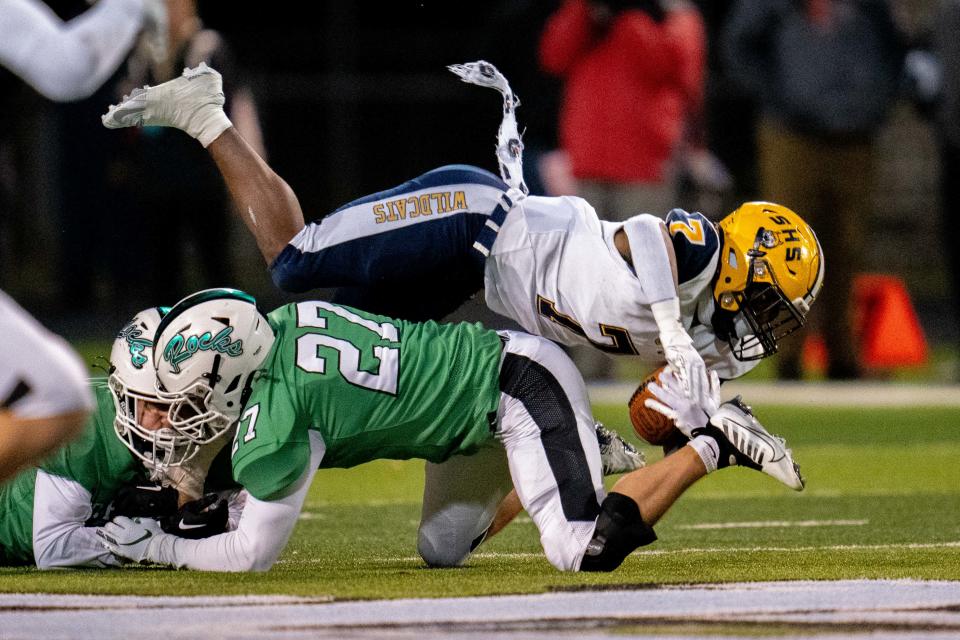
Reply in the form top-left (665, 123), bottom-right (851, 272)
top-left (98, 289), bottom-right (803, 572)
top-left (0, 308), bottom-right (240, 567)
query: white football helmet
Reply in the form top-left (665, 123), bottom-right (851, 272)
top-left (109, 306), bottom-right (188, 477)
top-left (154, 289), bottom-right (275, 449)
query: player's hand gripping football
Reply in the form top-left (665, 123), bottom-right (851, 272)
top-left (97, 516), bottom-right (163, 564)
top-left (659, 326), bottom-right (714, 415)
top-left (644, 367), bottom-right (721, 437)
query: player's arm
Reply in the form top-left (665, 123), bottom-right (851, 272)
top-left (0, 0), bottom-right (149, 102)
top-left (98, 452), bottom-right (317, 572)
top-left (617, 213), bottom-right (711, 408)
top-left (32, 471), bottom-right (120, 569)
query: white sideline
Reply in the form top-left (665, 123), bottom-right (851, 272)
top-left (588, 380), bottom-right (960, 407)
top-left (1, 580), bottom-right (958, 639)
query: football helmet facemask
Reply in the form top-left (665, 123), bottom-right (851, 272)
top-left (712, 202), bottom-right (824, 361)
top-left (153, 288), bottom-right (275, 452)
top-left (109, 306), bottom-right (187, 478)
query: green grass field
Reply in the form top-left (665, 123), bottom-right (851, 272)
top-left (1, 402), bottom-right (957, 599)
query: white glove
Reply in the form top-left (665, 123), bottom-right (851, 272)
top-left (644, 368), bottom-right (721, 437)
top-left (661, 327), bottom-right (710, 405)
top-left (651, 298), bottom-right (712, 412)
top-left (97, 516), bottom-right (164, 564)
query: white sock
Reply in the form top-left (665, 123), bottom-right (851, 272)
top-left (688, 435), bottom-right (719, 474)
top-left (190, 109), bottom-right (232, 148)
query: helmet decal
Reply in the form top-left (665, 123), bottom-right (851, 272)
top-left (109, 306), bottom-right (196, 480)
top-left (713, 202), bottom-right (823, 361)
top-left (151, 289), bottom-right (275, 466)
top-left (162, 326), bottom-right (244, 373)
top-left (116, 322), bottom-right (153, 369)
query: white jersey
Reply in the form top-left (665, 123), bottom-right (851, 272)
top-left (484, 197), bottom-right (758, 380)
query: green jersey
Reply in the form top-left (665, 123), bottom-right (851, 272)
top-left (0, 381), bottom-right (138, 565)
top-left (231, 302), bottom-right (503, 500)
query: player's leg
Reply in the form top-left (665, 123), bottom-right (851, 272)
top-left (494, 330), bottom-right (606, 571)
top-left (102, 64), bottom-right (302, 265)
top-left (0, 291), bottom-right (93, 481)
top-left (417, 440), bottom-right (514, 568)
top-left (605, 447), bottom-right (705, 524)
top-left (484, 423), bottom-right (644, 541)
top-left (495, 330), bottom-right (706, 572)
top-left (101, 66), bottom-right (516, 318)
top-left (205, 127), bottom-right (304, 269)
top-left (270, 164), bottom-right (510, 296)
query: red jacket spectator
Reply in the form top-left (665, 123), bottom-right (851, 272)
top-left (540, 0), bottom-right (705, 183)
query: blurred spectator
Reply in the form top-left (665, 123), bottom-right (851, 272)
top-left (107, 0), bottom-right (264, 309)
top-left (723, 0), bottom-right (905, 380)
top-left (539, 0), bottom-right (707, 221)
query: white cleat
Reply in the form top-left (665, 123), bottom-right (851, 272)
top-left (596, 422), bottom-right (645, 476)
top-left (448, 60), bottom-right (528, 195)
top-left (102, 63), bottom-right (228, 146)
top-left (696, 397), bottom-right (805, 491)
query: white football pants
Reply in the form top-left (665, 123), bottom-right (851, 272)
top-left (418, 330), bottom-right (604, 571)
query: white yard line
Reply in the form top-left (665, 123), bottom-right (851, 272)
top-left (677, 519), bottom-right (869, 530)
top-left (353, 540), bottom-right (960, 564)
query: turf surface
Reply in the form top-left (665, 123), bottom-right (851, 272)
top-left (1, 404), bottom-right (957, 597)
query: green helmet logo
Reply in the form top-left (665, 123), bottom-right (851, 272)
top-left (116, 322), bottom-right (153, 369)
top-left (163, 326), bottom-right (244, 374)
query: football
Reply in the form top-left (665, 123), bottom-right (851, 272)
top-left (627, 366), bottom-right (682, 446)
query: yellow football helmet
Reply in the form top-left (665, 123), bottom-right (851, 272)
top-left (713, 202), bottom-right (824, 360)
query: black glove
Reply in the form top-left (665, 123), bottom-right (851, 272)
top-left (162, 493), bottom-right (229, 539)
top-left (110, 484), bottom-right (179, 519)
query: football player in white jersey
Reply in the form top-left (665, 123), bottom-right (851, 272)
top-left (96, 64), bottom-right (819, 569)
top-left (100, 62), bottom-right (823, 399)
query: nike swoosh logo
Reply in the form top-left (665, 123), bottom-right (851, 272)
top-left (121, 530), bottom-right (153, 546)
top-left (178, 520), bottom-right (207, 530)
top-left (720, 417), bottom-right (785, 462)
